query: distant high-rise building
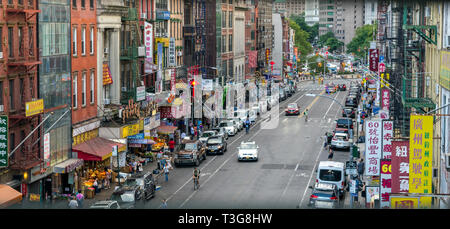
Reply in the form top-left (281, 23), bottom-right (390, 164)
top-left (364, 0), bottom-right (378, 25)
top-left (305, 0), bottom-right (320, 26)
top-left (274, 0), bottom-right (306, 18)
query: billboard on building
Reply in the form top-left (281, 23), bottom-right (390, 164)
top-left (391, 141), bottom-right (410, 194)
top-left (382, 120), bottom-right (393, 159)
top-left (365, 120), bottom-right (382, 176)
top-left (25, 99), bottom-right (44, 117)
top-left (380, 159), bottom-right (392, 208)
top-left (369, 49), bottom-right (379, 72)
top-left (0, 116), bottom-right (8, 168)
top-left (409, 115), bottom-right (433, 207)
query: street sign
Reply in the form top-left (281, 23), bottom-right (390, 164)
top-left (350, 180), bottom-right (358, 196)
top-left (346, 161), bottom-right (358, 175)
top-left (0, 116), bottom-right (8, 168)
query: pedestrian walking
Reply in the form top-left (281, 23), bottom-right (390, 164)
top-left (357, 159), bottom-right (365, 178)
top-left (168, 138), bottom-right (175, 153)
top-left (133, 161), bottom-right (137, 174)
top-left (106, 169), bottom-right (111, 189)
top-left (190, 126), bottom-right (195, 139)
top-left (93, 178), bottom-right (99, 193)
top-left (327, 148), bottom-right (334, 160)
top-left (68, 196), bottom-right (78, 209)
top-left (181, 132), bottom-right (186, 140)
top-left (76, 191), bottom-right (84, 209)
top-left (164, 165), bottom-right (169, 182)
top-left (160, 199), bottom-right (168, 209)
top-left (361, 182), bottom-right (367, 208)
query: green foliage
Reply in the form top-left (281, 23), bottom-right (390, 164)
top-left (290, 15), bottom-right (318, 43)
top-left (346, 24), bottom-right (376, 59)
top-left (288, 19), bottom-right (312, 59)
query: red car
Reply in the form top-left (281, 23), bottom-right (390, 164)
top-left (285, 103), bottom-right (300, 115)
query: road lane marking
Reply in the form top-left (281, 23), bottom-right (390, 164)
top-left (298, 90), bottom-right (326, 119)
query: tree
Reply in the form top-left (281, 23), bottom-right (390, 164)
top-left (288, 19), bottom-right (312, 60)
top-left (290, 14), bottom-right (318, 43)
top-left (346, 24), bottom-right (376, 59)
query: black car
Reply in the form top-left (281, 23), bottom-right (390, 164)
top-left (345, 98), bottom-right (358, 108)
top-left (110, 186), bottom-right (141, 209)
top-left (336, 118), bottom-right (354, 130)
top-left (123, 172), bottom-right (156, 200)
top-left (342, 107), bottom-right (356, 118)
top-left (338, 84), bottom-right (346, 91)
top-left (206, 136), bottom-right (227, 155)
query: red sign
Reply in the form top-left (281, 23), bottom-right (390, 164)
top-left (391, 141), bottom-right (410, 194)
top-left (378, 62), bottom-right (386, 73)
top-left (21, 183), bottom-right (27, 197)
top-left (369, 49), bottom-right (379, 72)
top-left (381, 89), bottom-right (390, 111)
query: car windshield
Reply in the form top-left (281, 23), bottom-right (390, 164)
top-left (182, 143), bottom-right (197, 150)
top-left (219, 122), bottom-right (233, 127)
top-left (202, 132), bottom-right (215, 137)
top-left (337, 119), bottom-right (351, 125)
top-left (124, 179), bottom-right (143, 187)
top-left (240, 143), bottom-right (257, 149)
top-left (319, 169), bottom-right (342, 182)
top-left (288, 104), bottom-right (297, 108)
top-left (111, 192), bottom-right (135, 203)
top-left (207, 138), bottom-right (222, 144)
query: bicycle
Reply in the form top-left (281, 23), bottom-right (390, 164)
top-left (193, 176), bottom-right (200, 190)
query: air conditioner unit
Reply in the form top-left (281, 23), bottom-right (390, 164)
top-left (121, 87), bottom-right (127, 92)
top-left (104, 48), bottom-right (109, 54)
top-left (0, 52), bottom-right (3, 59)
top-left (0, 105), bottom-right (3, 112)
top-left (141, 13), bottom-right (147, 19)
top-left (104, 98), bottom-right (110, 105)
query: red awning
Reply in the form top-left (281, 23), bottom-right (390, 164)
top-left (0, 185), bottom-right (22, 209)
top-left (157, 125), bottom-right (177, 135)
top-left (73, 137), bottom-right (125, 161)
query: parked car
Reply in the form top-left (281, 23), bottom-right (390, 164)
top-left (89, 200), bottom-right (121, 209)
top-left (199, 130), bottom-right (218, 144)
top-left (211, 127), bottom-right (229, 140)
top-left (345, 98), bottom-right (358, 108)
top-left (237, 141), bottom-right (259, 161)
top-left (110, 186), bottom-right (141, 209)
top-left (285, 87), bottom-right (292, 97)
top-left (279, 89), bottom-right (286, 101)
top-left (330, 132), bottom-right (352, 151)
top-left (308, 183), bottom-right (341, 209)
top-left (336, 118), bottom-right (354, 130)
top-left (228, 118), bottom-right (243, 131)
top-left (248, 110), bottom-right (257, 124)
top-left (342, 107), bottom-right (355, 118)
top-left (206, 136), bottom-right (227, 155)
top-left (218, 120), bottom-right (237, 136)
top-left (251, 103), bottom-right (261, 115)
top-left (333, 127), bottom-right (349, 135)
top-left (285, 103), bottom-right (300, 115)
top-left (174, 139), bottom-right (207, 166)
top-left (234, 109), bottom-right (249, 125)
top-left (123, 172), bottom-right (156, 200)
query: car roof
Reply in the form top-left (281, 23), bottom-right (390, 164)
top-left (93, 200), bottom-right (116, 205)
top-left (334, 132), bottom-right (348, 137)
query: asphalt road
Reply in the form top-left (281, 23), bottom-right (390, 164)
top-left (144, 78), bottom-right (358, 209)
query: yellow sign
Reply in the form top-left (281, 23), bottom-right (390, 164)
top-left (441, 51), bottom-right (450, 90)
top-left (380, 73), bottom-right (390, 88)
top-left (122, 123), bottom-right (140, 138)
top-left (409, 115), bottom-right (433, 207)
top-left (155, 38), bottom-right (170, 47)
top-left (390, 197), bottom-right (419, 209)
top-left (25, 99), bottom-right (44, 117)
top-left (73, 129), bottom-right (99, 146)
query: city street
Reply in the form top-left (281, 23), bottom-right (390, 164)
top-left (144, 78), bottom-right (357, 209)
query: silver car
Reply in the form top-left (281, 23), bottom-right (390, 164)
top-left (89, 200), bottom-right (121, 209)
top-left (199, 130), bottom-right (218, 144)
top-left (227, 118), bottom-right (243, 131)
top-left (218, 121), bottom-right (237, 136)
top-left (330, 133), bottom-right (351, 150)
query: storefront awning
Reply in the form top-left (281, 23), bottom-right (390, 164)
top-left (0, 184), bottom-right (22, 209)
top-left (157, 125), bottom-right (177, 135)
top-left (73, 137), bottom-right (125, 161)
top-left (53, 158), bottom-right (84, 174)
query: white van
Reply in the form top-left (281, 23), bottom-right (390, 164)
top-left (316, 161), bottom-right (346, 197)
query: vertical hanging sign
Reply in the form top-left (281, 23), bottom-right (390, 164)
top-left (0, 116), bottom-right (8, 168)
top-left (382, 120), bottom-right (393, 159)
top-left (380, 159), bottom-right (392, 208)
top-left (168, 37), bottom-right (176, 67)
top-left (144, 22), bottom-right (153, 73)
top-left (369, 49), bottom-right (379, 72)
top-left (391, 141), bottom-right (410, 194)
top-left (365, 120), bottom-right (382, 176)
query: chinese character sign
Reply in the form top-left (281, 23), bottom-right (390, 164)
top-left (390, 197), bottom-right (419, 209)
top-left (43, 133), bottom-right (50, 167)
top-left (0, 116), bottom-right (8, 168)
top-left (391, 141), bottom-right (410, 194)
top-left (365, 120), bottom-right (382, 176)
top-left (409, 115), bottom-right (433, 207)
top-left (380, 159), bottom-right (392, 208)
top-left (381, 89), bottom-right (390, 111)
top-left (144, 22), bottom-right (153, 61)
top-left (382, 120), bottom-right (393, 159)
top-left (369, 49), bottom-right (379, 72)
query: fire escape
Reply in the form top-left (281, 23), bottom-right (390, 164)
top-left (390, 2), bottom-right (437, 136)
top-left (194, 0), bottom-right (207, 79)
top-left (5, 5), bottom-right (42, 170)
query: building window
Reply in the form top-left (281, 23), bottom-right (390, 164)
top-left (90, 70), bottom-right (94, 104)
top-left (28, 0), bottom-right (34, 8)
top-left (73, 73), bottom-right (77, 108)
top-left (229, 11), bottom-right (233, 28)
top-left (90, 26), bottom-right (94, 54)
top-left (90, 0), bottom-right (94, 9)
top-left (222, 35), bottom-right (226, 52)
top-left (229, 34), bottom-right (232, 52)
top-left (0, 82), bottom-right (2, 106)
top-left (8, 27), bottom-right (14, 58)
top-left (10, 133), bottom-right (15, 154)
top-left (81, 27), bottom-right (86, 55)
top-left (73, 27), bottom-right (77, 56)
top-left (81, 0), bottom-right (85, 8)
top-left (9, 79), bottom-right (14, 110)
top-left (19, 78), bottom-right (24, 108)
top-left (0, 27), bottom-right (2, 56)
top-left (82, 72), bottom-right (86, 106)
top-left (28, 26), bottom-right (34, 56)
top-left (72, 0), bottom-right (76, 8)
top-left (222, 11), bottom-right (226, 28)
top-left (18, 27), bottom-right (24, 57)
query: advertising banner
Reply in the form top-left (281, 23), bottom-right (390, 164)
top-left (409, 115), bottom-right (433, 207)
top-left (102, 63), bottom-right (113, 85)
top-left (381, 89), bottom-right (390, 111)
top-left (391, 141), bottom-right (410, 194)
top-left (144, 22), bottom-right (153, 61)
top-left (136, 86), bottom-right (146, 101)
top-left (365, 120), bottom-right (382, 176)
top-left (380, 159), bottom-right (392, 208)
top-left (43, 133), bottom-right (50, 167)
top-left (25, 99), bottom-right (44, 117)
top-left (390, 196), bottom-right (419, 209)
top-left (366, 186), bottom-right (380, 207)
top-left (0, 116), bottom-right (8, 168)
top-left (382, 120), bottom-right (393, 159)
top-left (369, 49), bottom-right (379, 72)
top-left (169, 38), bottom-right (176, 67)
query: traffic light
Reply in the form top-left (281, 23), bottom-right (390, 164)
top-left (190, 80), bottom-right (196, 97)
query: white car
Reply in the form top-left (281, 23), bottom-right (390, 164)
top-left (330, 132), bottom-right (352, 150)
top-left (248, 110), bottom-right (257, 124)
top-left (237, 141), bottom-right (259, 161)
top-left (218, 120), bottom-right (237, 136)
top-left (251, 103), bottom-right (261, 115)
top-left (227, 118), bottom-right (243, 131)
